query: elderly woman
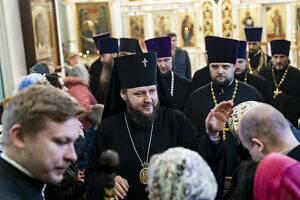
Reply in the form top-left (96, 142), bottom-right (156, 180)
top-left (16, 73), bottom-right (51, 93)
top-left (148, 147), bottom-right (218, 200)
top-left (64, 64), bottom-right (97, 130)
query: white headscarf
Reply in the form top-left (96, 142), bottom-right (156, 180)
top-left (148, 147), bottom-right (218, 200)
top-left (71, 64), bottom-right (89, 86)
top-left (227, 101), bottom-right (262, 136)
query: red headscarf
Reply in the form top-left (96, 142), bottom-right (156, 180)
top-left (254, 153), bottom-right (300, 200)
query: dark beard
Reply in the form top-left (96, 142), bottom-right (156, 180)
top-left (126, 99), bottom-right (159, 128)
top-left (213, 78), bottom-right (231, 89)
top-left (235, 71), bottom-right (247, 81)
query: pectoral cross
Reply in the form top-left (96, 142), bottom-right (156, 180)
top-left (273, 88), bottom-right (282, 99)
top-left (273, 88), bottom-right (281, 96)
top-left (142, 58), bottom-right (148, 68)
top-left (222, 127), bottom-right (229, 140)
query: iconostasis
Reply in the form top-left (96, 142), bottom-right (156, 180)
top-left (62, 0), bottom-right (300, 73)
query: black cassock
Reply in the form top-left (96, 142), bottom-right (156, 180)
top-left (85, 107), bottom-right (218, 200)
top-left (185, 80), bottom-right (264, 199)
top-left (192, 66), bottom-right (211, 89)
top-left (259, 66), bottom-right (300, 127)
top-left (248, 50), bottom-right (271, 72)
top-left (89, 58), bottom-right (105, 104)
top-left (163, 71), bottom-right (194, 111)
top-left (236, 72), bottom-right (273, 105)
top-left (0, 157), bottom-right (44, 200)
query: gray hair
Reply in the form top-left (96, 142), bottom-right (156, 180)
top-left (71, 64), bottom-right (89, 85)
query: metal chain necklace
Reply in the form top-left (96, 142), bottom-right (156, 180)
top-left (247, 50), bottom-right (267, 74)
top-left (272, 65), bottom-right (290, 97)
top-left (124, 112), bottom-right (154, 185)
top-left (170, 71), bottom-right (174, 96)
top-left (210, 79), bottom-right (238, 140)
top-left (244, 72), bottom-right (248, 83)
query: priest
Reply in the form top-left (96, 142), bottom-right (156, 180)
top-left (185, 37), bottom-right (264, 199)
top-left (119, 38), bottom-right (142, 56)
top-left (89, 35), bottom-right (119, 103)
top-left (89, 32), bottom-right (110, 102)
top-left (235, 40), bottom-right (273, 105)
top-left (0, 86), bottom-right (85, 199)
top-left (259, 39), bottom-right (300, 128)
top-left (85, 52), bottom-right (233, 200)
top-left (245, 27), bottom-right (270, 74)
top-left (145, 37), bottom-right (194, 111)
top-left (192, 36), bottom-right (220, 89)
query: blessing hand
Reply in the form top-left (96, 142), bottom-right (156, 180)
top-left (205, 101), bottom-right (234, 138)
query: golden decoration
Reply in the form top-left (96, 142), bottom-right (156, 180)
top-left (210, 79), bottom-right (238, 140)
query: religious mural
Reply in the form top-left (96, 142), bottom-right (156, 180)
top-left (179, 13), bottom-right (196, 47)
top-left (153, 13), bottom-right (171, 37)
top-left (76, 3), bottom-right (111, 55)
top-left (239, 8), bottom-right (258, 40)
top-left (221, 0), bottom-right (233, 38)
top-left (31, 0), bottom-right (59, 65)
top-left (202, 1), bottom-right (214, 38)
top-left (265, 5), bottom-right (286, 41)
top-left (129, 15), bottom-right (145, 49)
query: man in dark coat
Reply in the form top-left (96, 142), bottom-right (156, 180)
top-left (235, 40), bottom-right (273, 105)
top-left (259, 39), bottom-right (300, 128)
top-left (192, 36), bottom-right (219, 89)
top-left (244, 27), bottom-right (270, 74)
top-left (168, 33), bottom-right (192, 80)
top-left (185, 37), bottom-right (264, 199)
top-left (89, 33), bottom-right (119, 103)
top-left (145, 37), bottom-right (194, 111)
top-left (85, 52), bottom-right (233, 200)
top-left (0, 85), bottom-right (85, 199)
top-left (238, 103), bottom-right (300, 161)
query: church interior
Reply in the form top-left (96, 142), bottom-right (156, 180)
top-left (0, 1), bottom-right (300, 200)
top-left (0, 0), bottom-right (300, 99)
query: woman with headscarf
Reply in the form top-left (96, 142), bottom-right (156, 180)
top-left (64, 64), bottom-right (97, 130)
top-left (254, 153), bottom-right (300, 200)
top-left (148, 147), bottom-right (218, 200)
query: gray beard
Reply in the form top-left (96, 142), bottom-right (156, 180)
top-left (274, 64), bottom-right (286, 70)
top-left (100, 62), bottom-right (113, 95)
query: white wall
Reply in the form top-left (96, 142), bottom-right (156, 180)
top-left (0, 0), bottom-right (27, 97)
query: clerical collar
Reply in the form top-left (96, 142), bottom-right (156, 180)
top-left (1, 153), bottom-right (34, 178)
top-left (1, 153), bottom-right (46, 198)
top-left (254, 49), bottom-right (261, 57)
top-left (249, 49), bottom-right (261, 58)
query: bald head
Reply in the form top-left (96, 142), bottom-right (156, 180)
top-left (239, 104), bottom-right (290, 146)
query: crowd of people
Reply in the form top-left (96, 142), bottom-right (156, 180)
top-left (0, 26), bottom-right (299, 200)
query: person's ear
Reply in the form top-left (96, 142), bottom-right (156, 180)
top-left (9, 124), bottom-right (26, 149)
top-left (252, 138), bottom-right (264, 152)
top-left (120, 90), bottom-right (127, 102)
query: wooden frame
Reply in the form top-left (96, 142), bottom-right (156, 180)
top-left (75, 2), bottom-right (112, 56)
top-left (19, 0), bottom-right (60, 71)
